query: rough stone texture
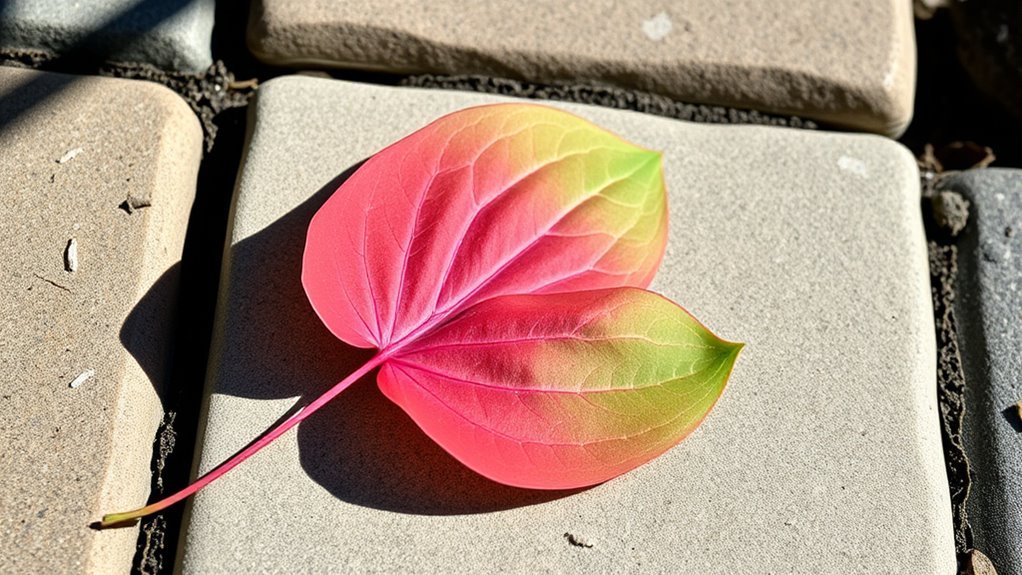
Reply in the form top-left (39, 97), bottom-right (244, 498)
top-left (952, 1), bottom-right (1022, 122)
top-left (0, 0), bottom-right (214, 72)
top-left (179, 77), bottom-right (953, 573)
top-left (247, 0), bottom-right (916, 136)
top-left (945, 170), bottom-right (1022, 573)
top-left (0, 68), bottom-right (201, 573)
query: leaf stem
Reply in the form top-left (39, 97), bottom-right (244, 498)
top-left (96, 353), bottom-right (386, 528)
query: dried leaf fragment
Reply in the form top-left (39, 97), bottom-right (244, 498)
top-left (120, 193), bottom-right (152, 214)
top-left (57, 148), bottom-right (83, 164)
top-left (564, 532), bottom-right (593, 548)
top-left (69, 369), bottom-right (95, 389)
top-left (65, 238), bottom-right (78, 272)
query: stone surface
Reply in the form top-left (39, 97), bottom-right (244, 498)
top-left (0, 68), bottom-right (201, 573)
top-left (0, 0), bottom-right (214, 72)
top-left (247, 0), bottom-right (916, 136)
top-left (179, 77), bottom-right (954, 573)
top-left (946, 170), bottom-right (1022, 574)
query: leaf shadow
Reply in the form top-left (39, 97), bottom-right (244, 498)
top-left (125, 160), bottom-right (579, 516)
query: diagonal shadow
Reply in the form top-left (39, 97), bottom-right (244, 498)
top-left (1, 0), bottom-right (219, 405)
top-left (125, 163), bottom-right (580, 516)
top-left (0, 0), bottom-right (203, 135)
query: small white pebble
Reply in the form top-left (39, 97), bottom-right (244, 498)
top-left (642, 12), bottom-right (673, 42)
top-left (65, 238), bottom-right (78, 272)
top-left (837, 155), bottom-right (869, 178)
top-left (882, 69), bottom-right (895, 90)
top-left (69, 369), bottom-right (95, 389)
top-left (57, 148), bottom-right (83, 164)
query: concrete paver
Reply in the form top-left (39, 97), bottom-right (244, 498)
top-left (0, 67), bottom-right (202, 573)
top-left (248, 0), bottom-right (916, 135)
top-left (947, 169), bottom-right (1022, 573)
top-left (0, 0), bottom-right (214, 72)
top-left (179, 77), bottom-right (953, 574)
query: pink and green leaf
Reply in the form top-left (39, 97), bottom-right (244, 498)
top-left (302, 103), bottom-right (668, 350)
top-left (99, 103), bottom-right (739, 527)
top-left (380, 288), bottom-right (741, 489)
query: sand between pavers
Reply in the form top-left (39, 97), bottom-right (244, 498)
top-left (180, 77), bottom-right (953, 574)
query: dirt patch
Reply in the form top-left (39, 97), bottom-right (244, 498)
top-left (402, 74), bottom-right (818, 129)
top-left (0, 48), bottom-right (54, 69)
top-left (136, 514), bottom-right (168, 575)
top-left (153, 412), bottom-right (177, 493)
top-left (98, 60), bottom-right (254, 152)
top-left (929, 240), bottom-right (972, 556)
top-left (0, 50), bottom-right (255, 152)
top-left (922, 169), bottom-right (973, 562)
top-left (131, 412), bottom-right (178, 574)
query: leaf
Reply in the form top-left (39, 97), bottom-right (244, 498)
top-left (98, 103), bottom-right (739, 527)
top-left (380, 288), bottom-right (742, 489)
top-left (302, 103), bottom-right (668, 349)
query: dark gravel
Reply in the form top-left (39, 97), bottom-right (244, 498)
top-left (402, 74), bottom-right (818, 129)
